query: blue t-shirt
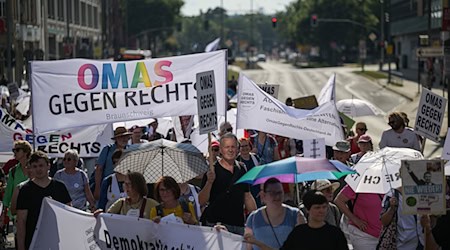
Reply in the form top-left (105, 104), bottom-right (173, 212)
top-left (53, 168), bottom-right (88, 209)
top-left (96, 143), bottom-right (117, 178)
top-left (252, 135), bottom-right (277, 165)
top-left (246, 205), bottom-right (299, 250)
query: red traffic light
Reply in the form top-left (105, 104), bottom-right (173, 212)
top-left (311, 14), bottom-right (318, 27)
top-left (271, 17), bottom-right (277, 23)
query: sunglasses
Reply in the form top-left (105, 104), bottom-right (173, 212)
top-left (212, 148), bottom-right (220, 152)
top-left (388, 121), bottom-right (396, 126)
top-left (12, 148), bottom-right (23, 153)
top-left (63, 158), bottom-right (74, 162)
top-left (225, 127), bottom-right (233, 132)
top-left (357, 128), bottom-right (367, 131)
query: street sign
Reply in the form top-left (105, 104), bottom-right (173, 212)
top-left (416, 47), bottom-right (444, 57)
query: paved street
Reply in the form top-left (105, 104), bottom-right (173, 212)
top-left (240, 60), bottom-right (444, 159)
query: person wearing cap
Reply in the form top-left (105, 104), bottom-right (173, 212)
top-left (350, 134), bottom-right (373, 164)
top-left (302, 179), bottom-right (341, 227)
top-left (92, 127), bottom-right (131, 200)
top-left (210, 141), bottom-right (221, 161)
top-left (332, 141), bottom-right (351, 165)
top-left (347, 122), bottom-right (368, 154)
top-left (379, 112), bottom-right (421, 151)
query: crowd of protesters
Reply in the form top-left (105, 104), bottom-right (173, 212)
top-left (0, 82), bottom-right (449, 250)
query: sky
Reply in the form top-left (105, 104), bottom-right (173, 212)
top-left (181, 0), bottom-right (295, 16)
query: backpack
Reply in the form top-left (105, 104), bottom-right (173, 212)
top-left (155, 200), bottom-right (190, 217)
top-left (347, 193), bottom-right (383, 213)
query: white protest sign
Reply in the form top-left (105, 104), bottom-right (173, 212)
top-left (401, 159), bottom-right (446, 215)
top-left (31, 198), bottom-right (246, 250)
top-left (257, 84), bottom-right (280, 99)
top-left (7, 82), bottom-right (19, 100)
top-left (303, 138), bottom-right (326, 158)
top-left (442, 130), bottom-right (450, 160)
top-left (317, 74), bottom-right (336, 105)
top-left (30, 51), bottom-right (227, 134)
top-left (196, 70), bottom-right (217, 134)
top-left (414, 88), bottom-right (447, 142)
top-left (236, 74), bottom-right (344, 146)
top-left (0, 108), bottom-right (112, 157)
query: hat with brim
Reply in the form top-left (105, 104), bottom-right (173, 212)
top-left (311, 179), bottom-right (340, 192)
top-left (332, 140), bottom-right (350, 152)
top-left (111, 126), bottom-right (132, 139)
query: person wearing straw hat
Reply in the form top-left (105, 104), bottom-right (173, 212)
top-left (308, 179), bottom-right (341, 227)
top-left (92, 126), bottom-right (131, 200)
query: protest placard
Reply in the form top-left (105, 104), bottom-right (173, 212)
top-left (0, 108), bottom-right (112, 157)
top-left (31, 198), bottom-right (245, 250)
top-left (414, 88), bottom-right (447, 142)
top-left (257, 84), bottom-right (280, 99)
top-left (237, 74), bottom-right (344, 146)
top-left (303, 138), bottom-right (326, 158)
top-left (401, 159), bottom-right (446, 215)
top-left (30, 51), bottom-right (227, 134)
top-left (196, 70), bottom-right (217, 134)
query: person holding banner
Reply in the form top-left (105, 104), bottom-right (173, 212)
top-left (93, 127), bottom-right (131, 200)
top-left (379, 112), bottom-right (421, 151)
top-left (199, 133), bottom-right (256, 235)
top-left (53, 150), bottom-right (96, 211)
top-left (150, 176), bottom-right (197, 225)
top-left (16, 151), bottom-right (72, 250)
top-left (98, 172), bottom-right (158, 219)
top-left (130, 125), bottom-right (148, 144)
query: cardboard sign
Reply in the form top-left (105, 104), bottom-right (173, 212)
top-left (401, 159), bottom-right (446, 215)
top-left (196, 70), bottom-right (217, 134)
top-left (414, 88), bottom-right (447, 142)
top-left (256, 84), bottom-right (280, 99)
top-left (303, 138), bottom-right (326, 158)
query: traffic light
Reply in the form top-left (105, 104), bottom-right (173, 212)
top-left (311, 14), bottom-right (318, 27)
top-left (272, 17), bottom-right (277, 28)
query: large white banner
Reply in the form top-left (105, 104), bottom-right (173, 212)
top-left (236, 74), bottom-right (344, 146)
top-left (31, 198), bottom-right (245, 250)
top-left (0, 108), bottom-right (112, 157)
top-left (31, 51), bottom-right (227, 134)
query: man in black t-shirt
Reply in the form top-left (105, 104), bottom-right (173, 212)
top-left (245, 190), bottom-right (348, 250)
top-left (199, 133), bottom-right (256, 235)
top-left (16, 151), bottom-right (72, 250)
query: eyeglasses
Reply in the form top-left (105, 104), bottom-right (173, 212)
top-left (12, 148), bottom-right (23, 153)
top-left (240, 145), bottom-right (249, 148)
top-left (63, 158), bottom-right (74, 162)
top-left (226, 127), bottom-right (233, 132)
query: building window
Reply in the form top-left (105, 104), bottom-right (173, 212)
top-left (74, 0), bottom-right (79, 24)
top-left (81, 2), bottom-right (86, 26)
top-left (0, 1), bottom-right (5, 17)
top-left (48, 0), bottom-right (55, 19)
top-left (67, 0), bottom-right (72, 22)
top-left (58, 0), bottom-right (64, 21)
top-left (87, 4), bottom-right (92, 28)
top-left (93, 6), bottom-right (98, 29)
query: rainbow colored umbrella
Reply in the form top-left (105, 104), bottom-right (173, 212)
top-left (236, 156), bottom-right (355, 185)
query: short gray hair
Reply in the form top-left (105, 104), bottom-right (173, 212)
top-left (64, 149), bottom-right (79, 162)
top-left (219, 132), bottom-right (239, 147)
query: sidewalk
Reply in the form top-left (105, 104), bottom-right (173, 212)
top-left (363, 64), bottom-right (447, 158)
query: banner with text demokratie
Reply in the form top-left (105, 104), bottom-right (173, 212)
top-left (31, 198), bottom-right (245, 250)
top-left (0, 108), bottom-right (112, 157)
top-left (236, 74), bottom-right (344, 146)
top-left (30, 51), bottom-right (227, 134)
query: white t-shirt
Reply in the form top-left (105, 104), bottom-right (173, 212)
top-left (379, 128), bottom-right (421, 151)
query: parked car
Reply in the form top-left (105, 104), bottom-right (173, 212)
top-left (256, 54), bottom-right (266, 62)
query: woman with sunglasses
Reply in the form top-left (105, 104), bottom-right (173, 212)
top-left (54, 150), bottom-right (96, 211)
top-left (244, 178), bottom-right (305, 250)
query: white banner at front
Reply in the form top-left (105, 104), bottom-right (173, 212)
top-left (31, 51), bottom-right (227, 134)
top-left (0, 108), bottom-right (112, 157)
top-left (31, 198), bottom-right (245, 250)
top-left (236, 74), bottom-right (344, 146)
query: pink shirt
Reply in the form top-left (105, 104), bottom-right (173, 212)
top-left (341, 185), bottom-right (383, 238)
